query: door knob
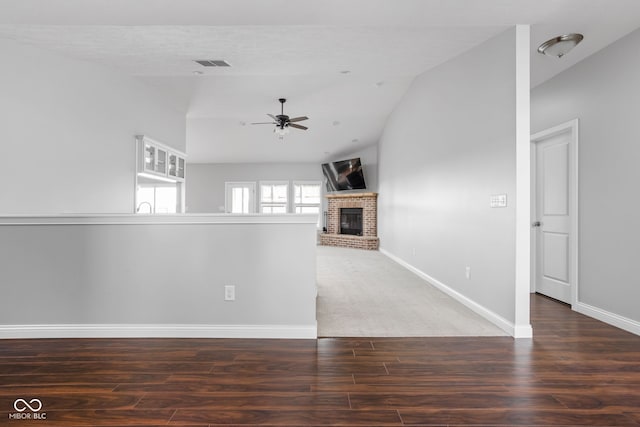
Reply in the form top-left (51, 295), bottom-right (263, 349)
top-left (532, 221), bottom-right (542, 227)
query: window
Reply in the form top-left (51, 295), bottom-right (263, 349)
top-left (232, 187), bottom-right (250, 213)
top-left (225, 182), bottom-right (256, 213)
top-left (224, 180), bottom-right (321, 219)
top-left (293, 181), bottom-right (321, 213)
top-left (136, 183), bottom-right (178, 213)
top-left (260, 181), bottom-right (288, 213)
top-left (294, 181), bottom-right (321, 226)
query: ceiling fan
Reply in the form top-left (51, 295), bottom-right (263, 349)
top-left (251, 98), bottom-right (308, 137)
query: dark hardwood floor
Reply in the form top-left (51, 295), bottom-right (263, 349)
top-left (1, 294), bottom-right (639, 426)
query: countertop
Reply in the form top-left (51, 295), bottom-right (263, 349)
top-left (0, 213), bottom-right (318, 225)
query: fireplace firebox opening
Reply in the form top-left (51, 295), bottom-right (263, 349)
top-left (340, 208), bottom-right (363, 236)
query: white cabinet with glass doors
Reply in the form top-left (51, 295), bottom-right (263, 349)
top-left (136, 135), bottom-right (186, 182)
top-left (168, 152), bottom-right (186, 181)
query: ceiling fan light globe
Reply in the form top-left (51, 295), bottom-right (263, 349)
top-left (274, 126), bottom-right (290, 137)
top-left (542, 41), bottom-right (576, 57)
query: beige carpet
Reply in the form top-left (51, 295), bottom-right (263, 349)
top-left (316, 246), bottom-right (507, 337)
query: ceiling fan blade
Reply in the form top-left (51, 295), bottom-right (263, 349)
top-left (289, 123), bottom-right (308, 130)
top-left (289, 116), bottom-right (308, 122)
top-left (251, 122), bottom-right (276, 125)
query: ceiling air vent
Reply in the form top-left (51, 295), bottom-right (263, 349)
top-left (194, 59), bottom-right (231, 67)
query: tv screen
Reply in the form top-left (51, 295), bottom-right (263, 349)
top-left (322, 157), bottom-right (366, 191)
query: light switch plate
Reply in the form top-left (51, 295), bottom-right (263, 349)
top-left (490, 194), bottom-right (507, 208)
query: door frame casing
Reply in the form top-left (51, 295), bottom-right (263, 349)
top-left (225, 181), bottom-right (257, 214)
top-left (530, 118), bottom-right (579, 307)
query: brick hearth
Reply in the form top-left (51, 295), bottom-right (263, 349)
top-left (320, 192), bottom-right (379, 250)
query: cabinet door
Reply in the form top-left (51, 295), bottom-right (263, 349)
top-left (168, 153), bottom-right (178, 178)
top-left (143, 143), bottom-right (156, 173)
top-left (177, 157), bottom-right (186, 179)
top-left (155, 147), bottom-right (167, 175)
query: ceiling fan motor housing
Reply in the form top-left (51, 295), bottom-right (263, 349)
top-left (276, 114), bottom-right (289, 127)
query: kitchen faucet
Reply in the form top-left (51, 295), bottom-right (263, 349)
top-left (136, 202), bottom-right (153, 213)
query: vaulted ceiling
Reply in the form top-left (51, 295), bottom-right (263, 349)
top-left (2, 0), bottom-right (640, 163)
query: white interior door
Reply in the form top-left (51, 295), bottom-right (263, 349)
top-left (532, 121), bottom-right (577, 304)
top-left (225, 182), bottom-right (256, 213)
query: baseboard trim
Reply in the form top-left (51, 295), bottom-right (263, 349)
top-left (379, 248), bottom-right (530, 338)
top-left (574, 302), bottom-right (640, 336)
top-left (0, 323), bottom-right (318, 339)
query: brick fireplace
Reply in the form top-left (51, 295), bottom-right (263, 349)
top-left (319, 192), bottom-right (379, 250)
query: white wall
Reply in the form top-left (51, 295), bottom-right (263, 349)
top-left (186, 145), bottom-right (377, 218)
top-left (532, 28), bottom-right (640, 327)
top-left (0, 215), bottom-right (318, 338)
top-left (0, 38), bottom-right (186, 215)
top-left (378, 28), bottom-right (519, 327)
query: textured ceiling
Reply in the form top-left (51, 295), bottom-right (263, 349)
top-left (0, 26), bottom-right (505, 77)
top-left (1, 0), bottom-right (640, 163)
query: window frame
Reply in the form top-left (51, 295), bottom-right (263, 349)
top-left (225, 181), bottom-right (256, 214)
top-left (292, 180), bottom-right (322, 212)
top-left (259, 180), bottom-right (290, 214)
top-left (293, 180), bottom-right (322, 227)
top-left (136, 182), bottom-right (179, 214)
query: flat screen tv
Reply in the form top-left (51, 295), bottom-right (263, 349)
top-left (322, 157), bottom-right (366, 191)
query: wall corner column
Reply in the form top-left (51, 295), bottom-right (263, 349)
top-left (515, 24), bottom-right (533, 338)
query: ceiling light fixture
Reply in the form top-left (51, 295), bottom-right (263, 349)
top-left (251, 98), bottom-right (309, 139)
top-left (537, 33), bottom-right (584, 58)
top-left (274, 125), bottom-right (290, 139)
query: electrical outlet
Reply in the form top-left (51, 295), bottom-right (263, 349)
top-left (465, 267), bottom-right (471, 280)
top-left (224, 285), bottom-right (235, 301)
